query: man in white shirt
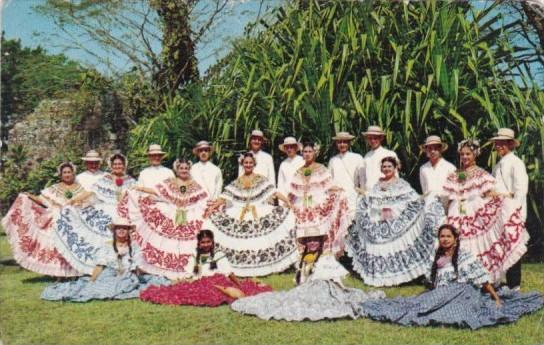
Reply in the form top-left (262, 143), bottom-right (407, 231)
top-left (490, 128), bottom-right (529, 290)
top-left (136, 144), bottom-right (175, 191)
top-left (238, 130), bottom-right (275, 186)
top-left (328, 131), bottom-right (364, 214)
top-left (190, 140), bottom-right (223, 200)
top-left (355, 125), bottom-right (398, 192)
top-left (418, 135), bottom-right (456, 199)
top-left (76, 150), bottom-right (105, 191)
top-left (277, 136), bottom-right (304, 196)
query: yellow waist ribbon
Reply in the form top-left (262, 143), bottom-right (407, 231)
top-left (239, 204), bottom-right (258, 221)
top-left (175, 208), bottom-right (188, 226)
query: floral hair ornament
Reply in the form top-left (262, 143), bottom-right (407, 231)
top-left (457, 138), bottom-right (481, 157)
top-left (173, 158), bottom-right (193, 172)
top-left (107, 152), bottom-right (128, 172)
top-left (238, 151), bottom-right (257, 166)
top-left (57, 161), bottom-right (77, 177)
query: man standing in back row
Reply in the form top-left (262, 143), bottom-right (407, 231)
top-left (76, 150), bottom-right (105, 191)
top-left (328, 131), bottom-right (364, 216)
top-left (190, 140), bottom-right (223, 200)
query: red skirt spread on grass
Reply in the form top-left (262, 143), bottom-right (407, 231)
top-left (139, 274), bottom-right (273, 307)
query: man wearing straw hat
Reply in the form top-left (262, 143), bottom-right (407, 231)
top-left (238, 130), bottom-right (275, 186)
top-left (190, 140), bottom-right (223, 199)
top-left (277, 136), bottom-right (304, 196)
top-left (355, 125), bottom-right (398, 192)
top-left (418, 135), bottom-right (456, 199)
top-left (328, 131), bottom-right (364, 214)
top-left (76, 149), bottom-right (105, 191)
top-left (490, 128), bottom-right (528, 291)
top-left (136, 144), bottom-right (174, 191)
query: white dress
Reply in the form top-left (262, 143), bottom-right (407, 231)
top-left (120, 178), bottom-right (209, 279)
top-left (53, 174), bottom-right (136, 274)
top-left (204, 174), bottom-right (298, 277)
top-left (444, 167), bottom-right (529, 282)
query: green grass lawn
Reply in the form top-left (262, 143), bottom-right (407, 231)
top-left (1, 233), bottom-right (543, 345)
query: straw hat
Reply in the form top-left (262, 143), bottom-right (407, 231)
top-left (81, 150), bottom-right (102, 162)
top-left (419, 135), bottom-right (448, 152)
top-left (192, 140), bottom-right (214, 155)
top-left (296, 226), bottom-right (328, 241)
top-left (332, 131), bottom-right (356, 141)
top-left (108, 215), bottom-right (135, 231)
top-left (279, 137), bottom-right (302, 153)
top-left (250, 130), bottom-right (265, 139)
top-left (489, 128), bottom-right (520, 147)
top-left (362, 126), bottom-right (386, 137)
top-left (147, 144), bottom-right (166, 155)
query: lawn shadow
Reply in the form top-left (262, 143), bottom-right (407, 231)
top-left (22, 276), bottom-right (56, 284)
top-left (0, 258), bottom-right (18, 266)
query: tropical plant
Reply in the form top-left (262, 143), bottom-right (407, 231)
top-left (131, 0), bottom-right (543, 259)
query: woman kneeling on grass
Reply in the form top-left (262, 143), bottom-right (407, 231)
top-left (230, 228), bottom-right (384, 321)
top-left (41, 217), bottom-right (169, 302)
top-left (360, 224), bottom-right (543, 329)
top-left (139, 229), bottom-right (272, 307)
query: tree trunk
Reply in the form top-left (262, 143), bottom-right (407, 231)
top-left (153, 0), bottom-right (199, 97)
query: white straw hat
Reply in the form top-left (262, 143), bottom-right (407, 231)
top-left (419, 135), bottom-right (448, 152)
top-left (489, 128), bottom-right (520, 147)
top-left (362, 126), bottom-right (386, 137)
top-left (332, 131), bottom-right (356, 141)
top-left (192, 140), bottom-right (214, 155)
top-left (279, 137), bottom-right (302, 153)
top-left (108, 215), bottom-right (135, 231)
top-left (81, 150), bottom-right (102, 162)
top-left (147, 144), bottom-right (166, 155)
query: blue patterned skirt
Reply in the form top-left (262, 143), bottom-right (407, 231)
top-left (41, 267), bottom-right (169, 302)
top-left (360, 283), bottom-right (543, 329)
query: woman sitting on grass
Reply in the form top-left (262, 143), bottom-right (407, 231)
top-left (230, 228), bottom-right (384, 321)
top-left (360, 224), bottom-right (543, 329)
top-left (139, 229), bottom-right (272, 307)
top-left (41, 216), bottom-right (168, 302)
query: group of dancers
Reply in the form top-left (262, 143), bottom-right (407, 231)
top-left (2, 125), bottom-right (543, 329)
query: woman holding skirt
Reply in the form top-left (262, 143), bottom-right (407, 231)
top-left (53, 153), bottom-right (136, 274)
top-left (2, 162), bottom-right (83, 277)
top-left (204, 152), bottom-right (298, 277)
top-left (444, 139), bottom-right (529, 282)
top-left (120, 158), bottom-right (208, 280)
top-left (346, 156), bottom-right (445, 287)
top-left (288, 141), bottom-right (350, 256)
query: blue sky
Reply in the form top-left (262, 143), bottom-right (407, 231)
top-left (1, 0), bottom-right (282, 74)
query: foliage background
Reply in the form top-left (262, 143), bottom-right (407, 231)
top-left (1, 0), bottom-right (543, 259)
